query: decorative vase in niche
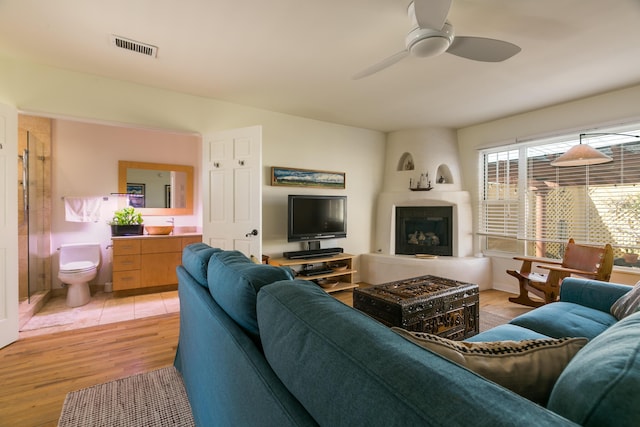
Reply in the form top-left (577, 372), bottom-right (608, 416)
top-left (110, 224), bottom-right (144, 236)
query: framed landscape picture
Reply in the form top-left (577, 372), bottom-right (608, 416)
top-left (271, 167), bottom-right (345, 189)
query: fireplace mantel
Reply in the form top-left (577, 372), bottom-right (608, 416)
top-left (360, 253), bottom-right (492, 289)
top-left (364, 190), bottom-right (487, 288)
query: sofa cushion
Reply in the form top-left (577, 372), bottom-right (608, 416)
top-left (181, 243), bottom-right (222, 287)
top-left (610, 281), bottom-right (640, 320)
top-left (548, 311), bottom-right (640, 426)
top-left (175, 266), bottom-right (317, 427)
top-left (207, 251), bottom-right (294, 337)
top-left (465, 323), bottom-right (550, 342)
top-left (510, 301), bottom-right (617, 339)
top-left (393, 328), bottom-right (587, 405)
top-left (257, 281), bottom-right (577, 426)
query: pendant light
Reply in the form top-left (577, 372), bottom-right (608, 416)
top-left (550, 133), bottom-right (639, 167)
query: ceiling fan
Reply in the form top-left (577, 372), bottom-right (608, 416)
top-left (352, 0), bottom-right (521, 79)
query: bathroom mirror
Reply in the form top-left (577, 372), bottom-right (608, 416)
top-left (118, 160), bottom-right (194, 215)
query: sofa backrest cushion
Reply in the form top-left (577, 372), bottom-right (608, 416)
top-left (547, 310), bottom-right (640, 426)
top-left (560, 278), bottom-right (631, 313)
top-left (257, 281), bottom-right (577, 426)
top-left (181, 243), bottom-right (222, 287)
top-left (207, 250), bottom-right (294, 337)
top-left (175, 266), bottom-right (317, 427)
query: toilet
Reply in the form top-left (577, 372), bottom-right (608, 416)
top-left (58, 242), bottom-right (101, 307)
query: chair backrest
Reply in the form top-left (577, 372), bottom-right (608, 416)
top-left (562, 238), bottom-right (614, 281)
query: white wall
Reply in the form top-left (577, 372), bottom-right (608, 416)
top-left (261, 117), bottom-right (385, 266)
top-left (457, 84), bottom-right (640, 289)
top-left (8, 55), bottom-right (638, 292)
top-left (0, 57), bottom-right (386, 287)
top-left (384, 128), bottom-right (462, 192)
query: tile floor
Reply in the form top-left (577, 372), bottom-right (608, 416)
top-left (19, 290), bottom-right (179, 339)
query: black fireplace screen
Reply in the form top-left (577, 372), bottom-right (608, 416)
top-left (395, 206), bottom-right (453, 256)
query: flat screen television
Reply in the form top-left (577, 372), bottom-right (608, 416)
top-left (288, 195), bottom-right (347, 242)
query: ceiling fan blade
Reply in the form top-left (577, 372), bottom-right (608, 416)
top-left (352, 50), bottom-right (410, 80)
top-left (447, 36), bottom-right (521, 62)
top-left (413, 0), bottom-right (452, 30)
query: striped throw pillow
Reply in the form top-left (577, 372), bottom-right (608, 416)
top-left (392, 327), bottom-right (587, 405)
top-left (611, 281), bottom-right (640, 320)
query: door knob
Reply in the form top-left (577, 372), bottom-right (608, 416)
top-left (245, 229), bottom-right (258, 237)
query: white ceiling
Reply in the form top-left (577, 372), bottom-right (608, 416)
top-left (1, 0), bottom-right (640, 132)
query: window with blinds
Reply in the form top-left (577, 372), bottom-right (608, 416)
top-left (479, 126), bottom-right (640, 262)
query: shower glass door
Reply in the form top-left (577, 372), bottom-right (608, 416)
top-left (25, 131), bottom-right (49, 301)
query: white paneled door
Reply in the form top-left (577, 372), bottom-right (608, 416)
top-left (203, 126), bottom-right (262, 259)
top-left (0, 103), bottom-right (18, 349)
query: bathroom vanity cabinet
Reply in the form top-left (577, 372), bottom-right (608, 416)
top-left (111, 234), bottom-right (202, 291)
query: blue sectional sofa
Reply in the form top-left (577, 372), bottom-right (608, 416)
top-left (175, 243), bottom-right (640, 426)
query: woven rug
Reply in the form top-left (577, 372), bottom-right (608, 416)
top-left (479, 310), bottom-right (512, 332)
top-left (21, 310), bottom-right (77, 331)
top-left (58, 366), bottom-right (195, 427)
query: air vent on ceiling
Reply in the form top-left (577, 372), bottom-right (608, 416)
top-left (110, 35), bottom-right (157, 58)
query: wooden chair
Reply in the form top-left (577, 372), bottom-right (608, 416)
top-left (507, 238), bottom-right (614, 307)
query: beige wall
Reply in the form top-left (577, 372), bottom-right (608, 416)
top-left (0, 57), bottom-right (386, 288)
top-left (457, 84), bottom-right (640, 289)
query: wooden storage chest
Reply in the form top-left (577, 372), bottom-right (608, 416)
top-left (353, 275), bottom-right (479, 340)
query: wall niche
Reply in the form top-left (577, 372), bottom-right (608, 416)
top-left (435, 164), bottom-right (453, 184)
top-left (397, 152), bottom-right (415, 171)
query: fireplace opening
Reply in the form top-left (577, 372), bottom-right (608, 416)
top-left (395, 206), bottom-right (453, 256)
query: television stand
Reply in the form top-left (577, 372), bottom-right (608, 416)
top-left (269, 253), bottom-right (357, 294)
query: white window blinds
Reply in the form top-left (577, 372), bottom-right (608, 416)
top-left (480, 127), bottom-right (640, 259)
top-left (480, 148), bottom-right (520, 239)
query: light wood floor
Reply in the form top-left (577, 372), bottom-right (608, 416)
top-left (0, 289), bottom-right (524, 427)
top-left (0, 313), bottom-right (179, 427)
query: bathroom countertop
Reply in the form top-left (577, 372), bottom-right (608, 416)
top-left (111, 229), bottom-right (202, 239)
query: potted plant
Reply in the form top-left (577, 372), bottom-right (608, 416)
top-left (109, 206), bottom-right (144, 236)
top-left (623, 250), bottom-right (639, 265)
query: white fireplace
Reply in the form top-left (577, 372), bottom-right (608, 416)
top-left (374, 190), bottom-right (474, 258)
top-left (360, 128), bottom-right (491, 289)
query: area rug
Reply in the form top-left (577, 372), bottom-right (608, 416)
top-left (58, 366), bottom-right (195, 427)
top-left (479, 310), bottom-right (512, 332)
top-left (21, 310), bottom-right (77, 331)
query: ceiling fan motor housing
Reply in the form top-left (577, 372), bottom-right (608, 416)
top-left (406, 22), bottom-right (454, 58)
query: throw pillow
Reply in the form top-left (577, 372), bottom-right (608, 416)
top-left (392, 327), bottom-right (587, 405)
top-left (610, 281), bottom-right (640, 320)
